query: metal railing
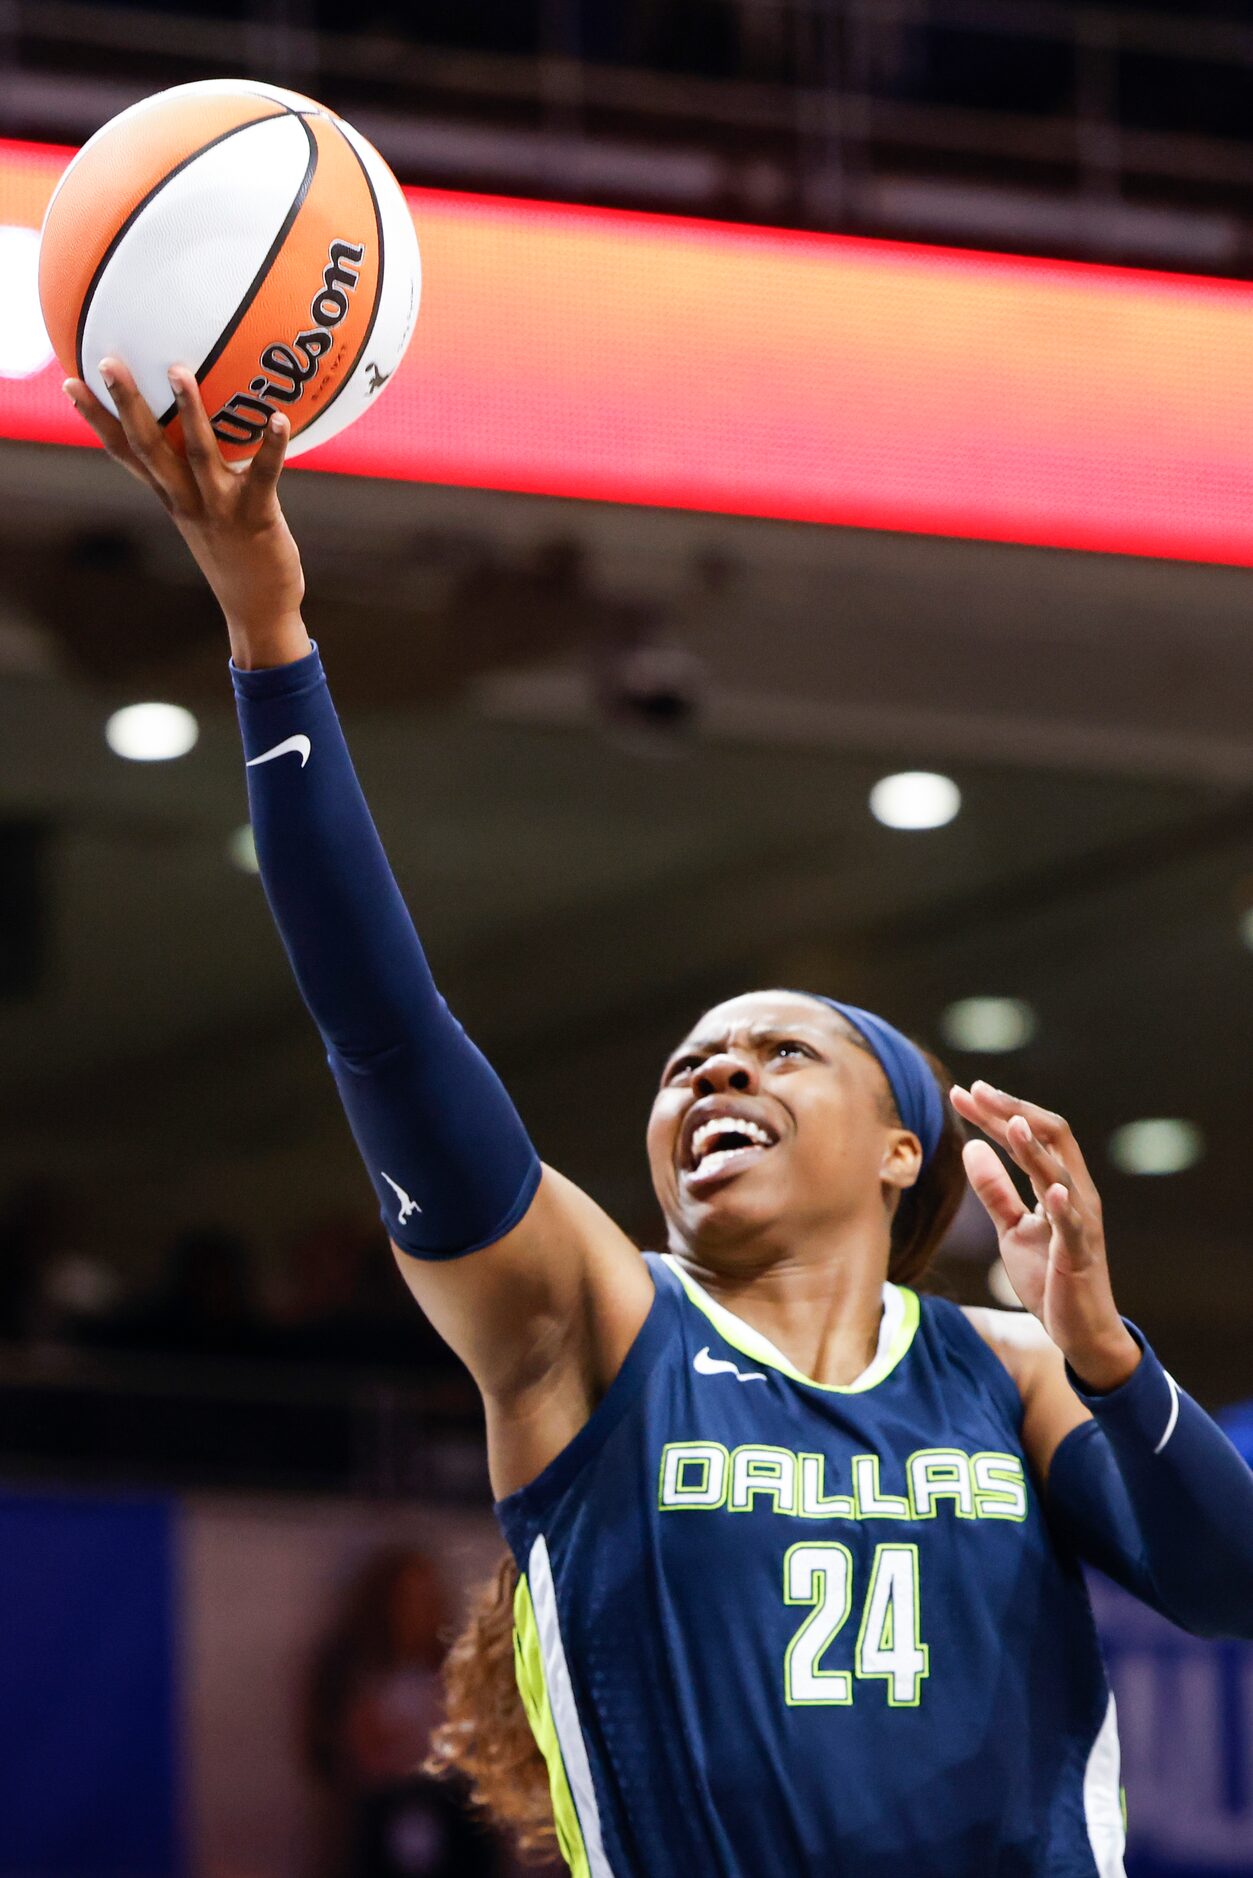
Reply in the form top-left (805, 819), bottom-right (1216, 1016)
top-left (2, 3), bottom-right (1252, 265)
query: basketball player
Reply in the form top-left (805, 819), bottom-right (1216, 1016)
top-left (65, 361), bottom-right (1253, 1877)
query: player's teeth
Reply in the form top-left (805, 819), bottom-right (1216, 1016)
top-left (691, 1117), bottom-right (774, 1160)
top-left (697, 1148), bottom-right (739, 1175)
top-left (692, 1144), bottom-right (767, 1176)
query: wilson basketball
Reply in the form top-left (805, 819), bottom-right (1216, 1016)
top-left (38, 79), bottom-right (421, 460)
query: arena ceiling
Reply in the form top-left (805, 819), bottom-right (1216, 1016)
top-left (0, 436), bottom-right (1250, 1401)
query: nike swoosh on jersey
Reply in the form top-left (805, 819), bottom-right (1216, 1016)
top-left (693, 1345), bottom-right (767, 1383)
top-left (246, 733), bottom-right (311, 769)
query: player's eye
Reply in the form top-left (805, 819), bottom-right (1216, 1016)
top-left (664, 1054), bottom-right (703, 1082)
top-left (772, 1040), bottom-right (812, 1060)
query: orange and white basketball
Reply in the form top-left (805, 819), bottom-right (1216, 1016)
top-left (38, 79), bottom-right (421, 461)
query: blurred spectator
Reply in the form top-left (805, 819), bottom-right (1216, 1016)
top-left (63, 1207), bottom-right (464, 1376)
top-left (0, 1175), bottom-right (117, 1345)
top-left (89, 1224), bottom-right (264, 1359)
top-left (304, 1547), bottom-right (501, 1878)
top-left (275, 1216), bottom-right (378, 1350)
top-left (0, 1177), bottom-right (58, 1342)
top-left (274, 1215), bottom-right (458, 1373)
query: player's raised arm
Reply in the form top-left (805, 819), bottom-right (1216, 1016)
top-left (64, 361), bottom-right (653, 1492)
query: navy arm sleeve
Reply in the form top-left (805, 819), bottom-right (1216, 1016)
top-left (231, 641), bottom-right (541, 1258)
top-left (1045, 1321), bottom-right (1253, 1640)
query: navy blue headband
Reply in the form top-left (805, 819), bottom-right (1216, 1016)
top-left (789, 993), bottom-right (945, 1170)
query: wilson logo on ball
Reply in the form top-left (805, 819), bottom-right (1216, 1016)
top-left (39, 81), bottom-right (421, 460)
top-left (210, 238), bottom-right (366, 445)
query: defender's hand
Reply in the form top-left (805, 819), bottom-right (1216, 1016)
top-left (949, 1081), bottom-right (1140, 1392)
top-left (63, 360), bottom-right (308, 665)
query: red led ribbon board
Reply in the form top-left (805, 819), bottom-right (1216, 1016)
top-left (6, 135), bottom-right (1253, 564)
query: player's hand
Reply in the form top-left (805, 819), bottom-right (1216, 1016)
top-left (949, 1082), bottom-right (1140, 1392)
top-left (62, 360), bottom-right (308, 662)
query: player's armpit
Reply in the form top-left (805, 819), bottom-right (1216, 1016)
top-left (392, 1163), bottom-right (655, 1499)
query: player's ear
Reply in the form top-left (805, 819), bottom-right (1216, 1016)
top-left (880, 1128), bottom-right (924, 1192)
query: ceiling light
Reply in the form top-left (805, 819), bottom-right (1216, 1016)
top-left (1239, 905), bottom-right (1253, 952)
top-left (940, 996), bottom-right (1035, 1053)
top-left (105, 702), bottom-right (199, 762)
top-left (1108, 1118), bottom-right (1203, 1177)
top-left (869, 770), bottom-right (960, 830)
top-left (0, 226), bottom-right (54, 379)
top-left (226, 824), bottom-right (259, 874)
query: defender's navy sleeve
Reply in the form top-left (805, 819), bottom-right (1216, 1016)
top-left (231, 641), bottom-right (541, 1257)
top-left (1046, 1322), bottom-right (1253, 1639)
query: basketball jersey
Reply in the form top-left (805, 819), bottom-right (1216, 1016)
top-left (495, 1253), bottom-right (1127, 1878)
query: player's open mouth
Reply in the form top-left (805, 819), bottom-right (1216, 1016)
top-left (681, 1112), bottom-right (780, 1190)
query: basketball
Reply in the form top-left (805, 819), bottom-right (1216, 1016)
top-left (37, 79), bottom-right (421, 460)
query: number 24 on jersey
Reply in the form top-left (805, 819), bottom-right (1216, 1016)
top-left (784, 1542), bottom-right (929, 1706)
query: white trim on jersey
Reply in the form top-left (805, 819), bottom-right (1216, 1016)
top-left (1083, 1691), bottom-right (1127, 1878)
top-left (1154, 1372), bottom-right (1181, 1454)
top-left (529, 1532), bottom-right (616, 1878)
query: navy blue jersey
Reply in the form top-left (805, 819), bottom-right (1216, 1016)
top-left (496, 1253), bottom-right (1126, 1878)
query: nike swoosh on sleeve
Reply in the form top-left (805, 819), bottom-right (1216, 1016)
top-left (246, 734), bottom-right (312, 769)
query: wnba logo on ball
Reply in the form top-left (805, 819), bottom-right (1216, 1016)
top-left (209, 238), bottom-right (366, 446)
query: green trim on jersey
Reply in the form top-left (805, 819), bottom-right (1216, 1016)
top-left (660, 1253), bottom-right (920, 1394)
top-left (513, 1571), bottom-right (592, 1878)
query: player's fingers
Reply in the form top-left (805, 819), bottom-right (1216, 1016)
top-left (992, 1112), bottom-right (1100, 1269)
top-left (63, 378), bottom-right (174, 509)
top-left (1003, 1114), bottom-right (1080, 1212)
top-left (962, 1081), bottom-right (1101, 1213)
top-left (98, 357), bottom-right (196, 510)
top-left (166, 364), bottom-right (229, 496)
top-left (961, 1080), bottom-right (1066, 1145)
top-left (948, 1084), bottom-right (989, 1128)
top-left (1039, 1180), bottom-right (1094, 1265)
top-left (240, 411), bottom-right (290, 514)
top-left (966, 1080), bottom-right (1077, 1156)
top-left (961, 1138), bottom-right (1029, 1237)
